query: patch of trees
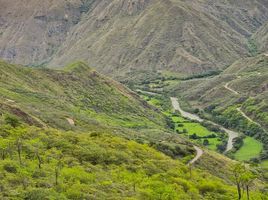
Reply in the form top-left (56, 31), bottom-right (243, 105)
top-left (189, 133), bottom-right (217, 140)
top-left (166, 116), bottom-right (175, 130)
top-left (182, 70), bottom-right (222, 80)
top-left (217, 141), bottom-right (227, 153)
top-left (201, 121), bottom-right (224, 133)
top-left (150, 142), bottom-right (189, 158)
top-left (232, 135), bottom-right (246, 152)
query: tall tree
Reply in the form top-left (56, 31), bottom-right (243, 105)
top-left (231, 163), bottom-right (246, 200)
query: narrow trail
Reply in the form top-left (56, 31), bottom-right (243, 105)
top-left (170, 97), bottom-right (239, 153)
top-left (224, 77), bottom-right (263, 128)
top-left (224, 82), bottom-right (239, 95)
top-left (237, 108), bottom-right (260, 126)
top-left (188, 146), bottom-right (203, 165)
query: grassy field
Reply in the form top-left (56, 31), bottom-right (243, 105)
top-left (177, 123), bottom-right (215, 137)
top-left (175, 121), bottom-right (222, 150)
top-left (234, 137), bottom-right (263, 161)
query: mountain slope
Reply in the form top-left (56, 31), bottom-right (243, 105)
top-left (1, 0), bottom-right (268, 81)
top-left (0, 60), bottom-right (164, 129)
top-left (0, 60), bottom-right (200, 163)
top-left (254, 21), bottom-right (268, 52)
top-left (0, 0), bottom-right (89, 65)
top-left (1, 124), bottom-right (266, 199)
top-left (47, 0), bottom-right (268, 80)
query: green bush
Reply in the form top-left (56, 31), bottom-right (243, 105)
top-left (3, 161), bottom-right (17, 173)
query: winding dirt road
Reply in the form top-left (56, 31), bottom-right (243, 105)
top-left (170, 97), bottom-right (239, 153)
top-left (170, 97), bottom-right (204, 163)
top-left (170, 97), bottom-right (203, 122)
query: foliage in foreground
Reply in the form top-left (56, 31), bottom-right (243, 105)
top-left (0, 124), bottom-right (267, 200)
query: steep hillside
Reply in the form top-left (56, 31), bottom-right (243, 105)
top-left (0, 0), bottom-right (89, 65)
top-left (254, 21), bottom-right (268, 52)
top-left (1, 0), bottom-right (268, 80)
top-left (0, 60), bottom-right (164, 128)
top-left (0, 124), bottom-right (266, 199)
top-left (0, 61), bottom-right (192, 152)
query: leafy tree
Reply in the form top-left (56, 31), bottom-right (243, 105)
top-left (0, 139), bottom-right (9, 160)
top-left (241, 170), bottom-right (256, 200)
top-left (203, 139), bottom-right (209, 146)
top-left (4, 114), bottom-right (20, 128)
top-left (231, 163), bottom-right (245, 200)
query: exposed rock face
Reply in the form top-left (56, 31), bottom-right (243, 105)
top-left (0, 0), bottom-right (268, 80)
top-left (0, 0), bottom-right (86, 65)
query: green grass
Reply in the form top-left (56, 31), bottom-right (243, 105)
top-left (177, 123), bottom-right (216, 137)
top-left (171, 116), bottom-right (186, 123)
top-left (205, 138), bottom-right (222, 151)
top-left (0, 61), bottom-right (166, 131)
top-left (0, 125), bottom-right (243, 200)
top-left (148, 97), bottom-right (161, 107)
top-left (234, 137), bottom-right (263, 161)
top-left (172, 119), bottom-right (222, 150)
top-left (260, 160), bottom-right (268, 169)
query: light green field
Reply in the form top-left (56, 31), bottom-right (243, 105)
top-left (171, 116), bottom-right (187, 123)
top-left (234, 137), bottom-right (263, 161)
top-left (176, 122), bottom-right (221, 150)
top-left (205, 138), bottom-right (222, 151)
top-left (177, 123), bottom-right (216, 137)
top-left (148, 98), bottom-right (161, 106)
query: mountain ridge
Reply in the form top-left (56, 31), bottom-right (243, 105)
top-left (1, 0), bottom-right (268, 81)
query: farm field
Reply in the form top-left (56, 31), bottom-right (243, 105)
top-left (234, 137), bottom-right (263, 161)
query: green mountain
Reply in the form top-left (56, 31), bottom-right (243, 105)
top-left (1, 60), bottom-right (201, 161)
top-left (0, 60), bottom-right (186, 152)
top-left (0, 61), bottom-right (266, 199)
top-left (0, 60), bottom-right (165, 130)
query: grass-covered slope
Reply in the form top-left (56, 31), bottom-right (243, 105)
top-left (0, 60), bottom-right (197, 160)
top-left (0, 123), bottom-right (267, 200)
top-left (0, 60), bottom-right (165, 130)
